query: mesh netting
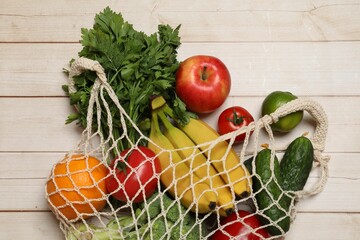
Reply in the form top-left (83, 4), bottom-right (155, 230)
top-left (45, 57), bottom-right (330, 240)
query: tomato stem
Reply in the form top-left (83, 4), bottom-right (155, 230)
top-left (116, 161), bottom-right (128, 175)
top-left (227, 108), bottom-right (245, 125)
top-left (261, 143), bottom-right (269, 149)
top-left (116, 152), bottom-right (132, 175)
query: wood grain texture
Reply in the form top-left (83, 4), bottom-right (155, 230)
top-left (0, 212), bottom-right (64, 240)
top-left (2, 96), bottom-right (355, 151)
top-left (1, 0), bottom-right (359, 238)
top-left (1, 152), bottom-right (357, 179)
top-left (1, 176), bottom-right (358, 212)
top-left (1, 0), bottom-right (360, 42)
top-left (1, 42), bottom-right (359, 96)
top-left (285, 212), bottom-right (360, 240)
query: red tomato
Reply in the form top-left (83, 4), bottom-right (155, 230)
top-left (105, 146), bottom-right (161, 203)
top-left (218, 106), bottom-right (254, 143)
top-left (211, 210), bottom-right (270, 240)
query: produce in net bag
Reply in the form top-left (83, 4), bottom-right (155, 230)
top-left (45, 8), bottom-right (330, 240)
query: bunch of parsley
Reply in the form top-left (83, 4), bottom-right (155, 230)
top-left (63, 7), bottom-right (193, 152)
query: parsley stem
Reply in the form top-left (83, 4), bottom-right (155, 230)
top-left (109, 69), bottom-right (121, 84)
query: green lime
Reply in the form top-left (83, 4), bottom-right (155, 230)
top-left (261, 91), bottom-right (303, 133)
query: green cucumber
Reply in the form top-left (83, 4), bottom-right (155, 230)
top-left (280, 136), bottom-right (314, 191)
top-left (243, 156), bottom-right (254, 174)
top-left (253, 149), bottom-right (293, 236)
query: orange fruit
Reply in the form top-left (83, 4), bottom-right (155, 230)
top-left (261, 91), bottom-right (303, 133)
top-left (46, 154), bottom-right (108, 221)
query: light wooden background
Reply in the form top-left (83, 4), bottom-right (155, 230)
top-left (1, 0), bottom-right (360, 239)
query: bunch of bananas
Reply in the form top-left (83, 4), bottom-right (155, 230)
top-left (147, 96), bottom-right (252, 216)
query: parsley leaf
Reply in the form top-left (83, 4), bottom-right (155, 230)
top-left (64, 7), bottom-right (193, 152)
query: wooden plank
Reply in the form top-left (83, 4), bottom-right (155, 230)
top-left (0, 212), bottom-right (359, 239)
top-left (295, 177), bottom-right (360, 212)
top-left (154, 0), bottom-right (360, 12)
top-left (0, 1), bottom-right (157, 42)
top-left (0, 97), bottom-right (82, 152)
top-left (0, 43), bottom-right (81, 96)
top-left (0, 212), bottom-right (64, 240)
top-left (1, 152), bottom-right (356, 180)
top-left (1, 42), bottom-right (360, 97)
top-left (0, 154), bottom-right (358, 212)
top-left (157, 6), bottom-right (360, 42)
top-left (179, 42), bottom-right (360, 97)
top-left (0, 178), bottom-right (48, 211)
top-left (3, 0), bottom-right (359, 15)
top-left (285, 212), bottom-right (360, 240)
top-left (0, 0), bottom-right (151, 15)
top-left (0, 96), bottom-right (358, 152)
top-left (0, 152), bottom-right (62, 179)
top-left (1, 0), bottom-right (360, 42)
top-left (1, 177), bottom-right (357, 212)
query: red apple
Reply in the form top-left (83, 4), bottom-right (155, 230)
top-left (175, 55), bottom-right (231, 113)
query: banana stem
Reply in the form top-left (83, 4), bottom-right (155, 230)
top-left (157, 110), bottom-right (175, 133)
top-left (162, 104), bottom-right (175, 119)
top-left (151, 111), bottom-right (162, 136)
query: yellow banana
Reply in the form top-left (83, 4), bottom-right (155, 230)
top-left (148, 111), bottom-right (217, 213)
top-left (158, 111), bottom-right (235, 216)
top-left (178, 116), bottom-right (252, 198)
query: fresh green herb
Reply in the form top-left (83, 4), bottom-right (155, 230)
top-left (63, 7), bottom-right (194, 152)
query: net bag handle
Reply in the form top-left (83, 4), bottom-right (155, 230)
top-left (67, 57), bottom-right (146, 156)
top-left (260, 98), bottom-right (330, 199)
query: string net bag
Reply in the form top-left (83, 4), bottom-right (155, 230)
top-left (45, 57), bottom-right (330, 240)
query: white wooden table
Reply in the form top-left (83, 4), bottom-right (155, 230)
top-left (1, 1), bottom-right (360, 239)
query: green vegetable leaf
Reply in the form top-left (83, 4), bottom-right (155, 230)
top-left (62, 85), bottom-right (69, 94)
top-left (172, 97), bottom-right (198, 126)
top-left (65, 113), bottom-right (80, 125)
top-left (63, 7), bottom-right (193, 152)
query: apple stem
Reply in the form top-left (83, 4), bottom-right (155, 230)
top-left (201, 66), bottom-right (208, 80)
